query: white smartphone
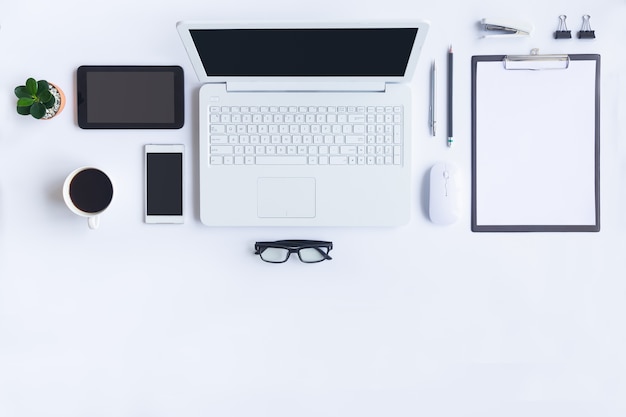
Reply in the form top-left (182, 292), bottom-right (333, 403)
top-left (144, 144), bottom-right (184, 224)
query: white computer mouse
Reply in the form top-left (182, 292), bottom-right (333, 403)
top-left (429, 162), bottom-right (460, 225)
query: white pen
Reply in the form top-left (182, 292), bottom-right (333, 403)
top-left (430, 60), bottom-right (437, 136)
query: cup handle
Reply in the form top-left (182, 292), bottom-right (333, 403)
top-left (88, 215), bottom-right (100, 230)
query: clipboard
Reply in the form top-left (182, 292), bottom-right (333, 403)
top-left (471, 52), bottom-right (600, 232)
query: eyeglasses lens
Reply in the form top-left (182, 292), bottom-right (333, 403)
top-left (298, 247), bottom-right (328, 263)
top-left (259, 247), bottom-right (290, 263)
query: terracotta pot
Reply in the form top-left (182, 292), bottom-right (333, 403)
top-left (42, 82), bottom-right (65, 120)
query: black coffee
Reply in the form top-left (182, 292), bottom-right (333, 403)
top-left (69, 168), bottom-right (113, 213)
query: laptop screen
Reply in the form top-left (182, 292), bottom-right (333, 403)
top-left (189, 28), bottom-right (418, 77)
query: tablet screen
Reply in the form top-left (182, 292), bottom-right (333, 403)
top-left (77, 66), bottom-right (184, 129)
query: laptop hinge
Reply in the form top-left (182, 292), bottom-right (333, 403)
top-left (226, 81), bottom-right (387, 93)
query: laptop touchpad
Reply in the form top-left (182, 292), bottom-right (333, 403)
top-left (257, 177), bottom-right (316, 218)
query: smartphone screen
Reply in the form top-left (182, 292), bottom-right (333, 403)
top-left (145, 145), bottom-right (184, 223)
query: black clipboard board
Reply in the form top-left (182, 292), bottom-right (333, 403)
top-left (471, 53), bottom-right (600, 232)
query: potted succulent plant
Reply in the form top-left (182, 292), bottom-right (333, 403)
top-left (14, 78), bottom-right (65, 119)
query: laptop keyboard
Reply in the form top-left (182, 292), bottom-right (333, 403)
top-left (208, 105), bottom-right (403, 166)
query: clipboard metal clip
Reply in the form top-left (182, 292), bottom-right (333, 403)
top-left (481, 18), bottom-right (533, 38)
top-left (504, 48), bottom-right (570, 70)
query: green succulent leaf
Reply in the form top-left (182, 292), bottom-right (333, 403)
top-left (26, 78), bottom-right (38, 96)
top-left (17, 97), bottom-right (35, 107)
top-left (17, 105), bottom-right (31, 116)
top-left (30, 102), bottom-right (46, 119)
top-left (14, 86), bottom-right (32, 99)
top-left (37, 80), bottom-right (50, 96)
top-left (43, 95), bottom-right (56, 109)
top-left (39, 89), bottom-right (53, 103)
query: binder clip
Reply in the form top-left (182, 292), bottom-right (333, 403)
top-left (480, 18), bottom-right (533, 38)
top-left (577, 15), bottom-right (595, 39)
top-left (554, 15), bottom-right (571, 39)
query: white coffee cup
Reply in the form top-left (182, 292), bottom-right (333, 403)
top-left (63, 167), bottom-right (113, 229)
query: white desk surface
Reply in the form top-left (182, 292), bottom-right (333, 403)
top-left (1, 0), bottom-right (625, 416)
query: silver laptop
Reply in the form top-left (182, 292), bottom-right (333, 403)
top-left (177, 21), bottom-right (429, 226)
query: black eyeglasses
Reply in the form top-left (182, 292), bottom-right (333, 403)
top-left (254, 240), bottom-right (333, 263)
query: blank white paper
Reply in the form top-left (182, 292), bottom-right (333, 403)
top-left (474, 58), bottom-right (598, 227)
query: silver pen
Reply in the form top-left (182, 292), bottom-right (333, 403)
top-left (447, 45), bottom-right (453, 147)
top-left (430, 60), bottom-right (437, 136)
